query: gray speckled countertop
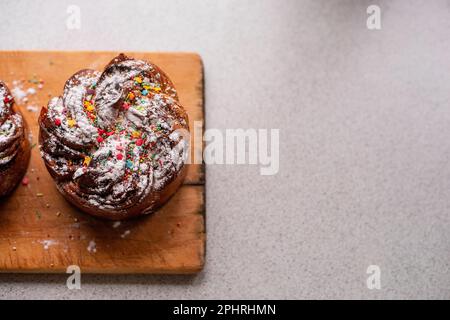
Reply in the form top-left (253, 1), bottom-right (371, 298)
top-left (0, 0), bottom-right (449, 299)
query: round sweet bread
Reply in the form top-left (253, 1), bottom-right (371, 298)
top-left (39, 54), bottom-right (190, 220)
top-left (0, 81), bottom-right (30, 197)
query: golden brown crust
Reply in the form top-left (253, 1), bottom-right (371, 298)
top-left (0, 81), bottom-right (30, 197)
top-left (39, 54), bottom-right (189, 220)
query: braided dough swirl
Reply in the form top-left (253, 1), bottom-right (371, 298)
top-left (39, 54), bottom-right (189, 220)
top-left (0, 81), bottom-right (30, 196)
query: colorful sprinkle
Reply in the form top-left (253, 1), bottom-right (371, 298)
top-left (83, 156), bottom-right (92, 166)
top-left (136, 138), bottom-right (144, 146)
top-left (116, 153), bottom-right (123, 160)
top-left (141, 89), bottom-right (148, 96)
top-left (54, 118), bottom-right (61, 126)
top-left (67, 119), bottom-right (77, 127)
top-left (22, 176), bottom-right (29, 186)
top-left (97, 136), bottom-right (104, 143)
top-left (126, 160), bottom-right (133, 169)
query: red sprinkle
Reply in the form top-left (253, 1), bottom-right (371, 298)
top-left (116, 153), bottom-right (123, 160)
top-left (122, 102), bottom-right (130, 110)
top-left (97, 136), bottom-right (104, 143)
top-left (107, 131), bottom-right (115, 136)
top-left (54, 118), bottom-right (61, 126)
top-left (22, 176), bottom-right (29, 186)
top-left (136, 139), bottom-right (144, 146)
top-left (98, 129), bottom-right (105, 135)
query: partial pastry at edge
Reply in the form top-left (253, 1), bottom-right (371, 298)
top-left (39, 54), bottom-right (190, 220)
top-left (0, 81), bottom-right (31, 197)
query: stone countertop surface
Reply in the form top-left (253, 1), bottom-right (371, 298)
top-left (0, 0), bottom-right (449, 299)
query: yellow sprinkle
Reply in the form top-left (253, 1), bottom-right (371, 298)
top-left (67, 119), bottom-right (76, 127)
top-left (86, 105), bottom-right (95, 112)
top-left (134, 77), bottom-right (143, 83)
top-left (153, 87), bottom-right (161, 93)
top-left (83, 156), bottom-right (92, 166)
top-left (132, 131), bottom-right (140, 138)
top-left (143, 85), bottom-right (151, 90)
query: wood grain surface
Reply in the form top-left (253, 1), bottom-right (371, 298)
top-left (0, 51), bottom-right (205, 274)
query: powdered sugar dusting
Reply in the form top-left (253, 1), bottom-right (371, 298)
top-left (87, 240), bottom-right (97, 253)
top-left (112, 221), bottom-right (121, 228)
top-left (40, 239), bottom-right (58, 250)
top-left (120, 230), bottom-right (131, 238)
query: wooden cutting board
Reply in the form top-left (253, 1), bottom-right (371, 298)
top-left (0, 51), bottom-right (205, 273)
